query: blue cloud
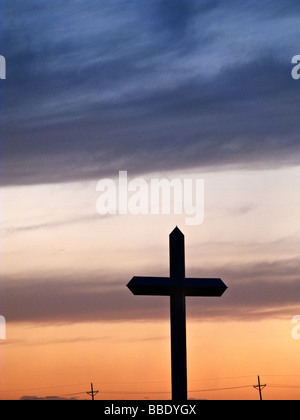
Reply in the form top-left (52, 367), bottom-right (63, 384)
top-left (1, 0), bottom-right (300, 185)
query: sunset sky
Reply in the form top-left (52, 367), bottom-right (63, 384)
top-left (1, 0), bottom-right (300, 400)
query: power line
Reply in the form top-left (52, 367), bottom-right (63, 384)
top-left (55, 391), bottom-right (87, 398)
top-left (2, 375), bottom-right (300, 399)
top-left (39, 381), bottom-right (300, 400)
top-left (262, 374), bottom-right (300, 378)
top-left (189, 375), bottom-right (255, 382)
top-left (81, 385), bottom-right (253, 395)
top-left (0, 382), bottom-right (89, 394)
top-left (268, 384), bottom-right (300, 389)
top-left (189, 385), bottom-right (252, 393)
top-left (1, 374), bottom-right (299, 394)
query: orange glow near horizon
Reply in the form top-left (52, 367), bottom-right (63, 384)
top-left (1, 317), bottom-right (300, 400)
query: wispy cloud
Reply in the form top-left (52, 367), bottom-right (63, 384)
top-left (3, 214), bottom-right (104, 235)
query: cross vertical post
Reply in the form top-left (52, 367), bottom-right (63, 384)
top-left (169, 227), bottom-right (187, 400)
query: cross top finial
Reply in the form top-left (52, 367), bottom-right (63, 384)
top-left (170, 226), bottom-right (183, 236)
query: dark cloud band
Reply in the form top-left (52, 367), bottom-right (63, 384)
top-left (1, 257), bottom-right (299, 324)
top-left (1, 0), bottom-right (300, 186)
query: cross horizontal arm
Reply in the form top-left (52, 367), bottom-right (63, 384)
top-left (183, 278), bottom-right (227, 296)
top-left (127, 276), bottom-right (227, 297)
top-left (127, 276), bottom-right (175, 296)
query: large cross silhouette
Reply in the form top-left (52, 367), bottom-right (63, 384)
top-left (127, 227), bottom-right (227, 401)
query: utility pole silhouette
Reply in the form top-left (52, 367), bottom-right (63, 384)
top-left (253, 376), bottom-right (266, 400)
top-left (86, 383), bottom-right (99, 400)
top-left (127, 227), bottom-right (227, 401)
